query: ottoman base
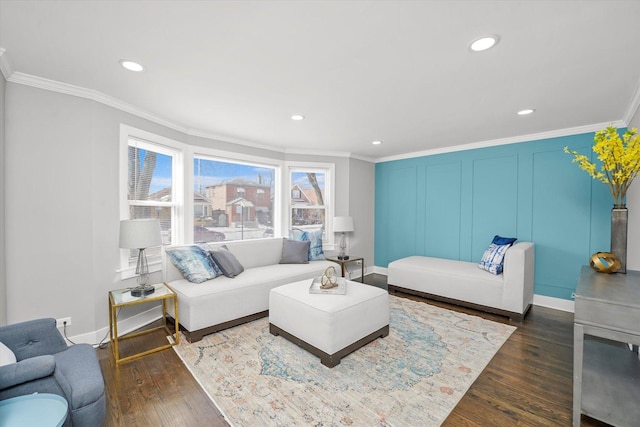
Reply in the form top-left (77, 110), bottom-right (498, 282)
top-left (270, 323), bottom-right (389, 368)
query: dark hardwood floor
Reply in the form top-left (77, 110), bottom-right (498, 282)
top-left (98, 274), bottom-right (608, 426)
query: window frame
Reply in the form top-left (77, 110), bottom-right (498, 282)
top-left (188, 146), bottom-right (283, 243)
top-left (284, 161), bottom-right (336, 248)
top-left (119, 125), bottom-right (185, 277)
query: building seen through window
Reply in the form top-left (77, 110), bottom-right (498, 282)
top-left (194, 157), bottom-right (275, 241)
top-left (290, 171), bottom-right (326, 238)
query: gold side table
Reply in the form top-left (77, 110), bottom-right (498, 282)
top-left (108, 282), bottom-right (179, 364)
top-left (325, 256), bottom-right (365, 282)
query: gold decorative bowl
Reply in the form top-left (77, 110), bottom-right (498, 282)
top-left (589, 252), bottom-right (622, 274)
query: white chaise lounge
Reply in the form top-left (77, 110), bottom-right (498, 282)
top-left (387, 242), bottom-right (534, 321)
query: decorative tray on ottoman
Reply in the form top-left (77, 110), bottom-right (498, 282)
top-left (309, 277), bottom-right (347, 295)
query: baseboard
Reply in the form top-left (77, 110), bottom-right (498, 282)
top-left (346, 265), bottom-right (369, 280)
top-left (533, 294), bottom-right (575, 313)
top-left (68, 305), bottom-right (163, 347)
top-left (374, 265), bottom-right (575, 313)
top-left (373, 266), bottom-right (388, 275)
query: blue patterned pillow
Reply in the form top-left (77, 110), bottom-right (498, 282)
top-left (305, 228), bottom-right (325, 261)
top-left (478, 243), bottom-right (512, 275)
top-left (165, 246), bottom-right (221, 283)
top-left (492, 235), bottom-right (517, 246)
top-left (289, 228), bottom-right (325, 261)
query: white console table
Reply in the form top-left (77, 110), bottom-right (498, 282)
top-left (573, 265), bottom-right (640, 426)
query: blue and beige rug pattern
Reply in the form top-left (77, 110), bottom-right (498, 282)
top-left (173, 295), bottom-right (516, 426)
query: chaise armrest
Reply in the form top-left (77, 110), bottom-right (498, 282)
top-left (0, 318), bottom-right (68, 360)
top-left (502, 241), bottom-right (535, 314)
top-left (0, 355), bottom-right (56, 390)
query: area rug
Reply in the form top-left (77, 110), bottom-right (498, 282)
top-left (173, 295), bottom-right (516, 426)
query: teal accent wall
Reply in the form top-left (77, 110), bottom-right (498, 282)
top-left (375, 132), bottom-right (613, 300)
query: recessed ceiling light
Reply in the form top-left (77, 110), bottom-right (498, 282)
top-left (291, 115), bottom-right (305, 121)
top-left (517, 109), bottom-right (535, 115)
top-left (372, 140), bottom-right (382, 145)
top-left (469, 36), bottom-right (499, 52)
top-left (120, 60), bottom-right (144, 72)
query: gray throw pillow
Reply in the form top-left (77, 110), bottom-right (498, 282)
top-left (209, 245), bottom-right (244, 278)
top-left (280, 239), bottom-right (310, 264)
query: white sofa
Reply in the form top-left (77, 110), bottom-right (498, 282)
top-left (163, 237), bottom-right (335, 342)
top-left (387, 242), bottom-right (534, 321)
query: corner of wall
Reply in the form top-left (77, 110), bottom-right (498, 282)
top-left (629, 99), bottom-right (640, 129)
top-left (0, 72), bottom-right (6, 325)
top-left (347, 158), bottom-right (375, 276)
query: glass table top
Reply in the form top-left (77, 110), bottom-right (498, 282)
top-left (110, 283), bottom-right (174, 306)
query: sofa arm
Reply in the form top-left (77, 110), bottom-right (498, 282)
top-left (0, 355), bottom-right (56, 390)
top-left (502, 242), bottom-right (535, 314)
top-left (0, 318), bottom-right (68, 360)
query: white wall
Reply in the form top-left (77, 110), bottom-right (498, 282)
top-left (626, 104), bottom-right (640, 270)
top-left (3, 82), bottom-right (373, 339)
top-left (348, 158), bottom-right (375, 276)
top-left (0, 71), bottom-right (6, 325)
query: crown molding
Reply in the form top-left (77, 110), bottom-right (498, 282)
top-left (186, 128), bottom-right (286, 154)
top-left (622, 76), bottom-right (640, 126)
top-left (7, 70), bottom-right (374, 159)
top-left (6, 69), bottom-right (290, 154)
top-left (0, 48), bottom-right (13, 80)
top-left (8, 71), bottom-right (193, 133)
top-left (283, 147), bottom-right (374, 162)
top-left (374, 120), bottom-right (626, 163)
top-left (284, 147), bottom-right (352, 158)
top-left (349, 153), bottom-right (376, 163)
top-left (3, 61), bottom-right (632, 165)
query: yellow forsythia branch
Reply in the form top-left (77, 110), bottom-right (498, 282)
top-left (564, 126), bottom-right (640, 207)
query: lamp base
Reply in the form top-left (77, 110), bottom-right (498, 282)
top-left (337, 255), bottom-right (350, 260)
top-left (131, 284), bottom-right (155, 297)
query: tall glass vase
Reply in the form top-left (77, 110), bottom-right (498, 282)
top-left (611, 206), bottom-right (628, 274)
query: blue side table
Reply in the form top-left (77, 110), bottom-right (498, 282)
top-left (0, 393), bottom-right (68, 427)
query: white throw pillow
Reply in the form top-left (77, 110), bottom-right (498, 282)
top-left (0, 341), bottom-right (16, 366)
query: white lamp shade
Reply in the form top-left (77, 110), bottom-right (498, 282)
top-left (333, 216), bottom-right (355, 233)
top-left (119, 219), bottom-right (162, 249)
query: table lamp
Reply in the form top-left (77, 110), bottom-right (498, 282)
top-left (119, 218), bottom-right (162, 297)
top-left (334, 216), bottom-right (354, 260)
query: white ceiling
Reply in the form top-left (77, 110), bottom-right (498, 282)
top-left (2, 0), bottom-right (640, 161)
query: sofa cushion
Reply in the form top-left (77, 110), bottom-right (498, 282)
top-left (205, 238), bottom-right (284, 269)
top-left (165, 246), bottom-right (221, 283)
top-left (209, 245), bottom-right (244, 278)
top-left (280, 239), bottom-right (310, 264)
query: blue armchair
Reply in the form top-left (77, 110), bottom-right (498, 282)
top-left (0, 318), bottom-right (106, 426)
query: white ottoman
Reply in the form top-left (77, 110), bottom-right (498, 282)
top-left (269, 279), bottom-right (390, 367)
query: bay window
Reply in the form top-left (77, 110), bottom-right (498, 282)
top-left (120, 127), bottom-right (338, 273)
